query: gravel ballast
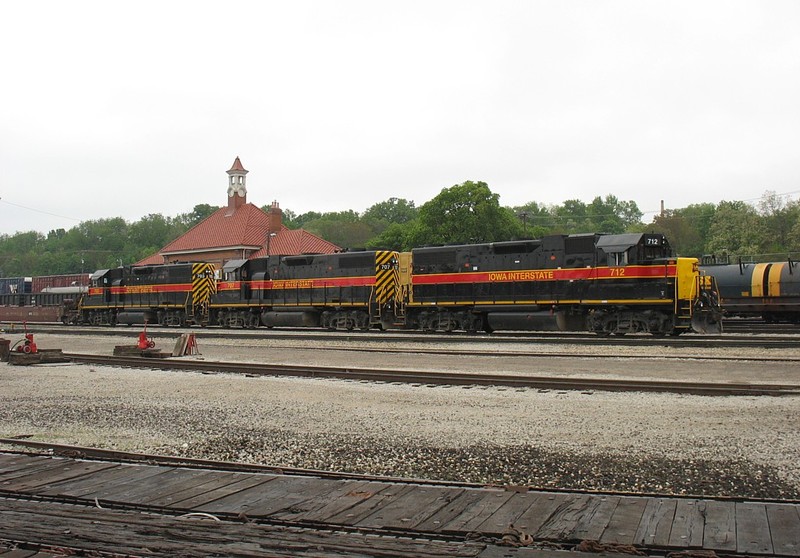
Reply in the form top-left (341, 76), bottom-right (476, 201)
top-left (2, 333), bottom-right (799, 500)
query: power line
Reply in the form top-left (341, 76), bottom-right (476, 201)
top-left (0, 197), bottom-right (81, 222)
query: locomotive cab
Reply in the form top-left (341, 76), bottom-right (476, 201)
top-left (596, 233), bottom-right (672, 266)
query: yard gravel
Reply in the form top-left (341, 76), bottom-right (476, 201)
top-left (1, 332), bottom-right (799, 499)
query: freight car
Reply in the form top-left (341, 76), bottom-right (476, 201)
top-left (77, 262), bottom-right (217, 326)
top-left (0, 287), bottom-right (85, 324)
top-left (700, 257), bottom-right (800, 323)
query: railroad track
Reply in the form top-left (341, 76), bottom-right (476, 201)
top-left (65, 353), bottom-right (800, 396)
top-left (1, 443), bottom-right (798, 558)
top-left (4, 439), bottom-right (799, 505)
top-left (10, 323), bottom-right (800, 349)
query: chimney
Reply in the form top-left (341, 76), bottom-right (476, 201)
top-left (268, 200), bottom-right (282, 232)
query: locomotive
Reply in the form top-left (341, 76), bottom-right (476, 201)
top-left (12, 232), bottom-right (722, 335)
top-left (401, 232), bottom-right (721, 335)
top-left (77, 262), bottom-right (216, 326)
top-left (700, 257), bottom-right (800, 323)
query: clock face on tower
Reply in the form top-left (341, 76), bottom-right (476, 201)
top-left (236, 186), bottom-right (246, 197)
top-left (227, 185), bottom-right (235, 197)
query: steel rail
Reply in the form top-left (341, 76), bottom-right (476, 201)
top-left (64, 353), bottom-right (800, 396)
top-left (7, 323), bottom-right (800, 349)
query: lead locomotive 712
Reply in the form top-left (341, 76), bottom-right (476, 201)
top-left (66, 232), bottom-right (722, 335)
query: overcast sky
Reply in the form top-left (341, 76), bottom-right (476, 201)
top-left (2, 1), bottom-right (799, 236)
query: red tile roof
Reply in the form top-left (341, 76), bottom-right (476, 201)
top-left (160, 203), bottom-right (274, 254)
top-left (135, 253), bottom-right (165, 266)
top-left (250, 228), bottom-right (340, 258)
top-left (135, 203), bottom-right (340, 264)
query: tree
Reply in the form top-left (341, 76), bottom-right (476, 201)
top-left (363, 198), bottom-right (418, 225)
top-left (177, 204), bottom-right (219, 229)
top-left (366, 222), bottom-right (414, 251)
top-left (706, 201), bottom-right (767, 258)
top-left (758, 191), bottom-right (800, 254)
top-left (510, 201), bottom-right (553, 238)
top-left (408, 181), bottom-right (522, 246)
top-left (302, 211), bottom-right (372, 249)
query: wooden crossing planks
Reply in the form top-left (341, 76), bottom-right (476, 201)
top-left (355, 486), bottom-right (467, 530)
top-left (3, 452), bottom-right (800, 556)
top-left (737, 502), bottom-right (774, 555)
top-left (599, 496), bottom-right (649, 544)
top-left (0, 460), bottom-right (117, 492)
top-left (668, 499), bottom-right (706, 548)
top-left (703, 499), bottom-right (737, 552)
top-left (767, 503), bottom-right (800, 557)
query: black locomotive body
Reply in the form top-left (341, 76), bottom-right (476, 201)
top-left (405, 233), bottom-right (721, 335)
top-left (211, 250), bottom-right (400, 330)
top-left (79, 263), bottom-right (216, 326)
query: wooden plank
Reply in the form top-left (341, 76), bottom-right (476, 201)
top-left (736, 502), bottom-right (773, 555)
top-left (414, 488), bottom-right (492, 533)
top-left (438, 490), bottom-right (516, 534)
top-left (292, 481), bottom-right (395, 523)
top-left (473, 491), bottom-right (540, 536)
top-left (2, 461), bottom-right (118, 492)
top-left (356, 486), bottom-right (464, 530)
top-left (270, 479), bottom-right (379, 522)
top-left (633, 497), bottom-right (676, 547)
top-left (702, 500), bottom-right (736, 553)
top-left (36, 465), bottom-right (142, 496)
top-left (571, 495), bottom-right (620, 542)
top-left (243, 477), bottom-right (352, 517)
top-left (516, 493), bottom-right (571, 538)
top-left (70, 466), bottom-right (180, 502)
top-left (146, 471), bottom-right (255, 508)
top-left (323, 484), bottom-right (421, 526)
top-left (0, 453), bottom-right (56, 471)
top-left (173, 474), bottom-right (278, 509)
top-left (108, 468), bottom-right (224, 505)
top-left (667, 499), bottom-right (705, 548)
top-left (598, 496), bottom-right (648, 544)
top-left (0, 496), bottom-right (495, 557)
top-left (0, 458), bottom-right (71, 483)
top-left (536, 494), bottom-right (608, 542)
top-left (205, 476), bottom-right (333, 517)
top-left (766, 503), bottom-right (800, 557)
top-left (192, 475), bottom-right (305, 515)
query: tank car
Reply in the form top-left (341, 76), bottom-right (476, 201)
top-left (700, 258), bottom-right (800, 323)
top-left (210, 250), bottom-right (400, 330)
top-left (79, 263), bottom-right (216, 326)
top-left (402, 233), bottom-right (722, 335)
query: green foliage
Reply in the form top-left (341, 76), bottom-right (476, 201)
top-left (177, 204), bottom-right (219, 229)
top-left (408, 181), bottom-right (522, 246)
top-left (706, 201), bottom-right (767, 257)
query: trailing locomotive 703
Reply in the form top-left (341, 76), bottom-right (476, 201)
top-left (211, 251), bottom-right (400, 330)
